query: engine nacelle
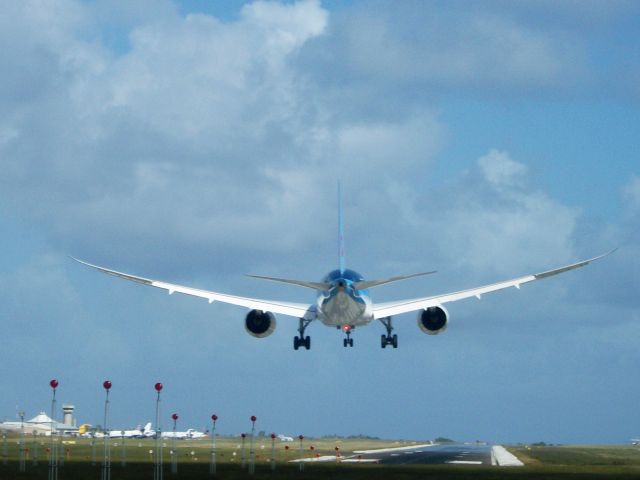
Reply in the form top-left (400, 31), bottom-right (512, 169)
top-left (244, 310), bottom-right (276, 338)
top-left (417, 306), bottom-right (448, 335)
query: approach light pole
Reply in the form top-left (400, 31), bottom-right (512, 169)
top-left (209, 414), bottom-right (218, 476)
top-left (2, 431), bottom-right (6, 466)
top-left (153, 382), bottom-right (164, 480)
top-left (171, 413), bottom-right (178, 474)
top-left (101, 380), bottom-right (112, 480)
top-left (91, 432), bottom-right (97, 466)
top-left (240, 433), bottom-right (247, 469)
top-left (120, 430), bottom-right (126, 467)
top-left (48, 379), bottom-right (59, 480)
top-left (248, 416), bottom-right (257, 475)
top-left (32, 429), bottom-right (39, 466)
top-left (19, 410), bottom-right (26, 472)
top-left (270, 433), bottom-right (276, 470)
top-left (298, 435), bottom-right (304, 472)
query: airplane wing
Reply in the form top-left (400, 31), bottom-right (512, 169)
top-left (372, 250), bottom-right (616, 319)
top-left (71, 257), bottom-right (314, 319)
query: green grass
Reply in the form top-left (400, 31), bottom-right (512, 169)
top-left (2, 436), bottom-right (640, 479)
top-left (511, 445), bottom-right (640, 466)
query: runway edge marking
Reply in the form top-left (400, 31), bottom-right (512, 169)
top-left (491, 445), bottom-right (524, 466)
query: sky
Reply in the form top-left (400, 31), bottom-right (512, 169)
top-left (0, 0), bottom-right (639, 444)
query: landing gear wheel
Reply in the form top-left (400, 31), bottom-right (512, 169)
top-left (379, 317), bottom-right (398, 349)
top-left (294, 318), bottom-right (313, 351)
top-left (343, 330), bottom-right (354, 347)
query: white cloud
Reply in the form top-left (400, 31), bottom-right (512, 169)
top-left (478, 148), bottom-right (528, 189)
top-left (419, 150), bottom-right (578, 276)
top-left (306, 3), bottom-right (586, 92)
top-left (336, 114), bottom-right (446, 177)
top-left (0, 1), bottom-right (637, 443)
top-left (622, 175), bottom-right (640, 215)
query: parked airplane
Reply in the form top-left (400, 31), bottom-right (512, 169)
top-left (161, 428), bottom-right (208, 440)
top-left (73, 191), bottom-right (614, 350)
top-left (109, 422), bottom-right (154, 438)
top-left (277, 434), bottom-right (294, 442)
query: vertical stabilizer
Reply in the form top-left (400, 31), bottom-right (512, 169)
top-left (338, 182), bottom-right (345, 274)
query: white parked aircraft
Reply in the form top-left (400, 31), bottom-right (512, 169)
top-left (277, 434), bottom-right (294, 442)
top-left (109, 422), bottom-right (153, 438)
top-left (72, 194), bottom-right (614, 349)
top-left (161, 428), bottom-right (208, 440)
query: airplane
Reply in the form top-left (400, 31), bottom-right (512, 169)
top-left (109, 422), bottom-right (154, 438)
top-left (72, 190), bottom-right (615, 350)
top-left (277, 434), bottom-right (294, 442)
top-left (161, 428), bottom-right (208, 440)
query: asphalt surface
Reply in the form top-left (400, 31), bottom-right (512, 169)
top-left (356, 444), bottom-right (493, 465)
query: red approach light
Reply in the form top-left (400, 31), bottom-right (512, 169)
top-left (284, 445), bottom-right (289, 450)
top-left (270, 433), bottom-right (276, 439)
top-left (103, 380), bottom-right (112, 390)
top-left (154, 382), bottom-right (163, 392)
top-left (49, 379), bottom-right (59, 389)
top-left (172, 413), bottom-right (178, 421)
top-left (212, 414), bottom-right (218, 422)
top-left (342, 325), bottom-right (351, 332)
top-left (298, 435), bottom-right (304, 441)
top-left (310, 446), bottom-right (315, 451)
top-left (241, 433), bottom-right (246, 439)
top-left (251, 415), bottom-right (257, 422)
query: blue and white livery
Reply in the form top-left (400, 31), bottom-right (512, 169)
top-left (73, 191), bottom-right (615, 349)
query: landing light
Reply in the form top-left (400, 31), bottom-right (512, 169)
top-left (342, 325), bottom-right (351, 332)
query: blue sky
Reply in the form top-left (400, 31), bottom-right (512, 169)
top-left (1, 0), bottom-right (639, 444)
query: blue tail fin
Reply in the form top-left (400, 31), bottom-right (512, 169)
top-left (338, 182), bottom-right (345, 274)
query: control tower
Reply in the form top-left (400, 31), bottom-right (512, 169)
top-left (62, 405), bottom-right (75, 427)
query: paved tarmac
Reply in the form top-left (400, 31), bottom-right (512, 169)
top-left (354, 444), bottom-right (493, 465)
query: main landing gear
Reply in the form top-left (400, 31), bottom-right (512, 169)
top-left (379, 317), bottom-right (398, 348)
top-left (293, 318), bottom-right (312, 350)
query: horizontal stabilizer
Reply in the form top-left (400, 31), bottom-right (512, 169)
top-left (246, 274), bottom-right (330, 291)
top-left (353, 271), bottom-right (437, 290)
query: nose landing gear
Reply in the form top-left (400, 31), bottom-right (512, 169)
top-left (342, 325), bottom-right (354, 347)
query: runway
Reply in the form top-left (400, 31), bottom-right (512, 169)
top-left (352, 444), bottom-right (494, 465)
top-left (290, 443), bottom-right (524, 466)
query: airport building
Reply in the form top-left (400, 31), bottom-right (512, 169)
top-left (0, 405), bottom-right (79, 436)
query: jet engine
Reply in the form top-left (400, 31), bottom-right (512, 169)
top-left (417, 306), bottom-right (448, 335)
top-left (244, 310), bottom-right (276, 338)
